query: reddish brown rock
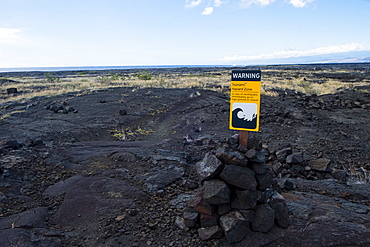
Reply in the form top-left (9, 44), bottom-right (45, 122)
top-left (193, 189), bottom-right (216, 216)
top-left (200, 213), bottom-right (219, 227)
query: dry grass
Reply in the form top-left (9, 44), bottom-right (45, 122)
top-left (1, 67), bottom-right (369, 106)
top-left (1, 72), bottom-right (230, 105)
top-left (261, 68), bottom-right (370, 96)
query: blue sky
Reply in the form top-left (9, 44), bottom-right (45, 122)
top-left (1, 0), bottom-right (370, 68)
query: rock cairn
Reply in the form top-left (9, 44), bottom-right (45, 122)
top-left (182, 135), bottom-right (290, 244)
top-left (46, 101), bottom-right (78, 114)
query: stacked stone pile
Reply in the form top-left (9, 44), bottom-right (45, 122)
top-left (301, 93), bottom-right (370, 110)
top-left (269, 143), bottom-right (348, 183)
top-left (46, 101), bottom-right (78, 114)
top-left (182, 136), bottom-right (290, 244)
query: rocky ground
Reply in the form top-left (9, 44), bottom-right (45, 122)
top-left (0, 64), bottom-right (370, 246)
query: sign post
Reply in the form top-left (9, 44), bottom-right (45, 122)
top-left (229, 70), bottom-right (261, 147)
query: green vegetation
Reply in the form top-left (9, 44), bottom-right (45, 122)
top-left (111, 126), bottom-right (155, 140)
top-left (96, 75), bottom-right (113, 84)
top-left (137, 70), bottom-right (152, 80)
top-left (96, 73), bottom-right (124, 84)
top-left (45, 72), bottom-right (60, 83)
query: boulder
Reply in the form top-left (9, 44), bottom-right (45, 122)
top-left (284, 179), bottom-right (295, 190)
top-left (255, 170), bottom-right (274, 190)
top-left (198, 225), bottom-right (223, 241)
top-left (203, 179), bottom-right (231, 205)
top-left (220, 165), bottom-right (257, 190)
top-left (252, 204), bottom-right (275, 233)
top-left (245, 148), bottom-right (258, 160)
top-left (195, 153), bottom-right (224, 181)
top-left (275, 144), bottom-right (293, 162)
top-left (286, 152), bottom-right (304, 164)
top-left (308, 158), bottom-right (331, 172)
top-left (239, 209), bottom-right (255, 222)
top-left (246, 149), bottom-right (267, 163)
top-left (216, 146), bottom-right (248, 166)
top-left (175, 217), bottom-right (187, 230)
top-left (269, 194), bottom-right (289, 228)
top-left (290, 164), bottom-right (304, 176)
top-left (231, 190), bottom-right (258, 210)
top-left (193, 189), bottom-right (216, 216)
top-left (251, 163), bottom-right (269, 175)
top-left (217, 204), bottom-right (232, 216)
top-left (183, 211), bottom-right (199, 228)
top-left (272, 161), bottom-right (283, 175)
top-left (220, 210), bottom-right (250, 243)
top-left (200, 213), bottom-right (219, 227)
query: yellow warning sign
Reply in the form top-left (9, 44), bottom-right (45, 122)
top-left (229, 70), bottom-right (261, 131)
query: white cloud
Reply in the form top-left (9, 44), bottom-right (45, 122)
top-left (201, 7), bottom-right (214, 15)
top-left (214, 0), bottom-right (224, 7)
top-left (217, 43), bottom-right (370, 61)
top-left (186, 0), bottom-right (315, 9)
top-left (186, 0), bottom-right (223, 15)
top-left (240, 0), bottom-right (276, 8)
top-left (289, 0), bottom-right (315, 8)
top-left (0, 27), bottom-right (21, 44)
top-left (185, 0), bottom-right (204, 8)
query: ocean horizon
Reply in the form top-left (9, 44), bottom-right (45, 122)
top-left (2, 60), bottom-right (370, 74)
top-left (0, 65), bottom-right (235, 73)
